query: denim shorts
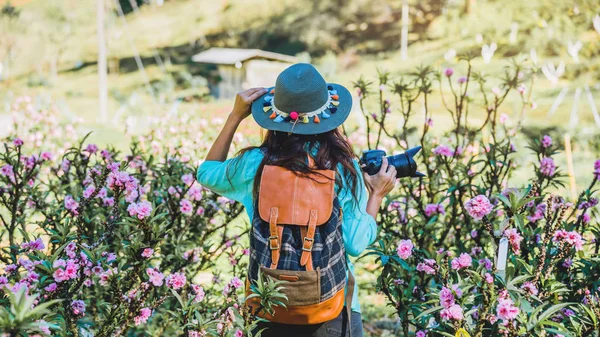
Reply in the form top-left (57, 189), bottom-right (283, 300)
top-left (254, 309), bottom-right (363, 337)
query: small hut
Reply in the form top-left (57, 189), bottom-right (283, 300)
top-left (191, 48), bottom-right (297, 99)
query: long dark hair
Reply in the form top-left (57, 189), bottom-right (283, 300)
top-left (228, 128), bottom-right (360, 202)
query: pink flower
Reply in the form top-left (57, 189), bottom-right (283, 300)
top-left (83, 185), bottom-right (95, 199)
top-left (230, 276), bottom-right (243, 289)
top-left (444, 68), bottom-right (454, 77)
top-left (416, 331), bottom-right (427, 337)
top-left (458, 76), bottom-right (467, 84)
top-left (146, 268), bottom-right (165, 287)
top-left (180, 199), bottom-right (193, 215)
top-left (182, 174), bottom-right (194, 186)
top-left (416, 259), bottom-right (437, 275)
top-left (503, 228), bottom-right (523, 254)
top-left (499, 113), bottom-right (509, 124)
top-left (166, 272), bottom-right (187, 290)
top-left (439, 287), bottom-right (455, 308)
top-left (542, 135), bottom-right (552, 148)
top-left (85, 144), bottom-right (98, 154)
top-left (71, 299), bottom-right (86, 316)
top-left (451, 253), bottom-right (472, 270)
top-left (396, 240), bottom-right (414, 259)
top-left (64, 195), bottom-right (79, 215)
top-left (440, 304), bottom-right (463, 321)
top-left (141, 248), bottom-right (154, 258)
top-left (1, 164), bottom-right (14, 179)
top-left (188, 185), bottom-right (203, 201)
top-left (594, 159), bottom-right (600, 180)
top-left (191, 284), bottom-right (205, 302)
top-left (425, 204), bottom-right (445, 217)
top-left (234, 330), bottom-right (243, 337)
top-left (485, 273), bottom-right (494, 284)
top-left (21, 238), bottom-right (45, 251)
top-left (553, 230), bottom-right (584, 251)
top-left (464, 195), bottom-right (493, 220)
top-left (433, 145), bottom-right (454, 157)
top-left (521, 281), bottom-right (538, 296)
top-left (134, 308), bottom-right (152, 326)
top-left (128, 201), bottom-right (153, 220)
top-left (496, 297), bottom-right (520, 322)
top-left (44, 283), bottom-right (57, 292)
top-left (540, 157), bottom-right (556, 177)
top-left (40, 151), bottom-right (53, 161)
top-left (13, 138), bottom-right (23, 146)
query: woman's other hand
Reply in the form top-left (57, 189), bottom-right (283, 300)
top-left (231, 87), bottom-right (268, 121)
top-left (363, 157), bottom-right (397, 198)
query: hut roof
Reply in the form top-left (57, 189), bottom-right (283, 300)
top-left (191, 48), bottom-right (297, 65)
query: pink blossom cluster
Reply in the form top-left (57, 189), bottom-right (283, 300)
top-left (146, 268), bottom-right (165, 287)
top-left (520, 281), bottom-right (538, 296)
top-left (0, 164), bottom-right (15, 183)
top-left (439, 286), bottom-right (463, 321)
top-left (222, 277), bottom-right (244, 296)
top-left (396, 240), bottom-right (414, 260)
top-left (53, 258), bottom-right (80, 283)
top-left (527, 203), bottom-right (546, 222)
top-left (64, 195), bottom-right (79, 215)
top-left (541, 135), bottom-right (552, 148)
top-left (496, 294), bottom-right (519, 322)
top-left (464, 195), bottom-right (493, 220)
top-left (134, 308), bottom-right (153, 326)
top-left (552, 230), bottom-right (584, 251)
top-left (191, 284), bottom-right (205, 302)
top-left (433, 145), bottom-right (454, 157)
top-left (180, 199), bottom-right (193, 215)
top-left (71, 299), bottom-right (86, 316)
top-left (451, 253), bottom-right (472, 270)
top-left (594, 159), bottom-right (600, 180)
top-left (503, 228), bottom-right (523, 254)
top-left (539, 157), bottom-right (556, 177)
top-left (127, 201), bottom-right (153, 220)
top-left (424, 203), bottom-right (445, 217)
top-left (21, 238), bottom-right (45, 251)
top-left (188, 185), bottom-right (203, 201)
top-left (416, 259), bottom-right (437, 275)
top-left (166, 272), bottom-right (187, 290)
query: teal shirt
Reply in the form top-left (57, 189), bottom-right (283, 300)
top-left (196, 148), bottom-right (377, 313)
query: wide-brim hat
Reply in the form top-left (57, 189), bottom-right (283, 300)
top-left (251, 63), bottom-right (352, 135)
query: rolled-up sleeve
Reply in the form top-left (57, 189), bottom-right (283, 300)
top-left (196, 149), bottom-right (263, 204)
top-left (338, 160), bottom-right (377, 257)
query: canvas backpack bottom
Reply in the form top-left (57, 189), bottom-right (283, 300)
top-left (246, 266), bottom-right (345, 325)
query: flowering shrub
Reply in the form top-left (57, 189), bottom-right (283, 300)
top-left (1, 56), bottom-right (599, 337)
top-left (353, 56), bottom-right (600, 336)
top-left (0, 100), bottom-right (276, 336)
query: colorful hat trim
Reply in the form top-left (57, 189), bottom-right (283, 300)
top-left (263, 88), bottom-right (340, 124)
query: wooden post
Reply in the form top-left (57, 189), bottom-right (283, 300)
top-left (564, 134), bottom-right (577, 201)
top-left (97, 0), bottom-right (108, 121)
top-left (400, 0), bottom-right (409, 61)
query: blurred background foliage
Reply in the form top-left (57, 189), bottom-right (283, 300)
top-left (0, 0), bottom-right (598, 149)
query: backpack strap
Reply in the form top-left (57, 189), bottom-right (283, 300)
top-left (300, 209), bottom-right (318, 270)
top-left (268, 207), bottom-right (283, 269)
top-left (342, 261), bottom-right (355, 337)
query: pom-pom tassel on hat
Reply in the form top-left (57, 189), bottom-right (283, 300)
top-left (313, 115), bottom-right (320, 123)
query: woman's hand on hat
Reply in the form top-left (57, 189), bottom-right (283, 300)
top-left (363, 157), bottom-right (397, 198)
top-left (231, 87), bottom-right (268, 122)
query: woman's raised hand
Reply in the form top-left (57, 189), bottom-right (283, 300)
top-left (363, 157), bottom-right (397, 198)
top-left (230, 87), bottom-right (268, 121)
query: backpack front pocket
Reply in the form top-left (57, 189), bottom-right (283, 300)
top-left (260, 266), bottom-right (321, 306)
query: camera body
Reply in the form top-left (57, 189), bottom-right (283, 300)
top-left (360, 146), bottom-right (425, 178)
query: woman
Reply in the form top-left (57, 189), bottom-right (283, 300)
top-left (197, 63), bottom-right (396, 337)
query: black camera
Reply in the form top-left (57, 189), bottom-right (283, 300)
top-left (360, 146), bottom-right (425, 178)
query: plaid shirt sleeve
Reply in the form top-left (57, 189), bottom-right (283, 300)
top-left (337, 159), bottom-right (378, 257)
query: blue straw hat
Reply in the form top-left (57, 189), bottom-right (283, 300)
top-left (251, 63), bottom-right (352, 135)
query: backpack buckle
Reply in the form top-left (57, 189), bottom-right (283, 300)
top-left (269, 235), bottom-right (280, 250)
top-left (302, 237), bottom-right (314, 252)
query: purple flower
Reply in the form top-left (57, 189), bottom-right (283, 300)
top-left (594, 159), bottom-right (600, 180)
top-left (12, 138), bottom-right (23, 146)
top-left (541, 135), bottom-right (552, 148)
top-left (433, 145), bottom-right (454, 157)
top-left (458, 76), bottom-right (467, 84)
top-left (71, 300), bottom-right (86, 316)
top-left (540, 157), bottom-right (556, 177)
top-left (444, 68), bottom-right (454, 77)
